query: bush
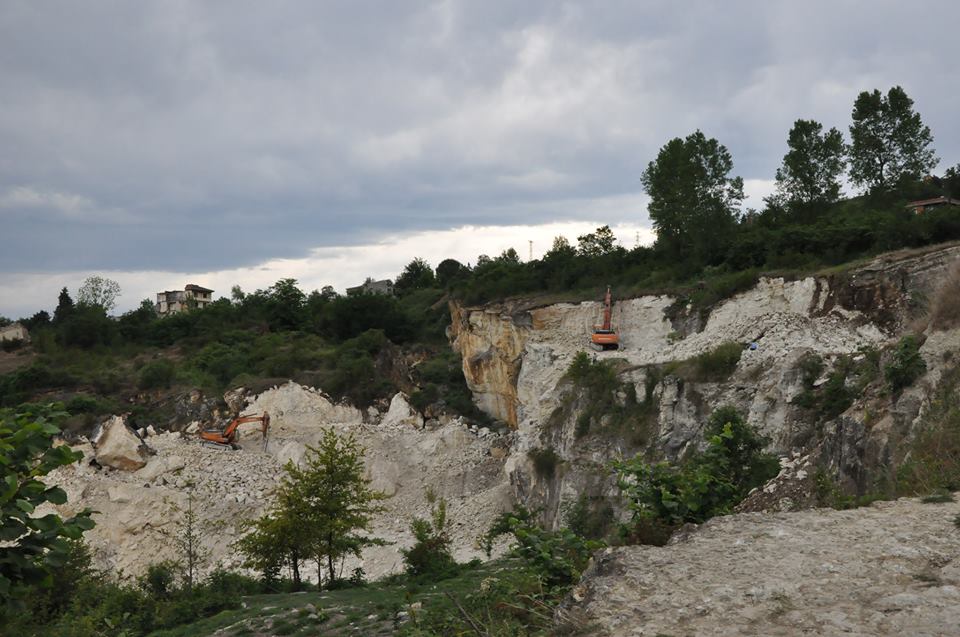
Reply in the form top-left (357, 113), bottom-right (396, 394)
top-left (885, 334), bottom-right (927, 393)
top-left (615, 407), bottom-right (778, 538)
top-left (138, 359), bottom-right (176, 390)
top-left (897, 366), bottom-right (960, 495)
top-left (693, 341), bottom-right (743, 381)
top-left (484, 507), bottom-right (604, 590)
top-left (402, 492), bottom-right (458, 579)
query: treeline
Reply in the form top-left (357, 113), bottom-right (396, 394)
top-left (432, 86), bottom-right (960, 304)
top-left (0, 276), bottom-right (474, 414)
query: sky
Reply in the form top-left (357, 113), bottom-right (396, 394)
top-left (1, 1), bottom-right (959, 318)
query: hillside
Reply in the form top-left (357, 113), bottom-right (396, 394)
top-left (8, 239), bottom-right (960, 636)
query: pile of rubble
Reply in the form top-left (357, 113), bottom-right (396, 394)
top-left (46, 382), bottom-right (513, 581)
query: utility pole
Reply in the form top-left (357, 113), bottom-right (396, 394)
top-left (528, 240), bottom-right (533, 262)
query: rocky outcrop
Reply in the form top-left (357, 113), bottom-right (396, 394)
top-left (381, 392), bottom-right (424, 428)
top-left (564, 496), bottom-right (960, 636)
top-left (93, 416), bottom-right (152, 471)
top-left (450, 242), bottom-right (960, 523)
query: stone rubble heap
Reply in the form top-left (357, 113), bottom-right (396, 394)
top-left (46, 382), bottom-right (513, 582)
top-left (566, 496), bottom-right (960, 636)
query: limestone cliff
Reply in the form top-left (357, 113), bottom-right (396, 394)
top-left (450, 242), bottom-right (960, 523)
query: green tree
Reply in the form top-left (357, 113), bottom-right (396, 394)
top-left (76, 275), bottom-right (121, 313)
top-left (395, 258), bottom-right (436, 294)
top-left (545, 235), bottom-right (575, 260)
top-left (0, 405), bottom-right (95, 607)
top-left (401, 490), bottom-right (456, 578)
top-left (284, 429), bottom-right (386, 586)
top-left (773, 119), bottom-right (846, 218)
top-left (265, 278), bottom-right (306, 330)
top-left (238, 508), bottom-right (309, 588)
top-left (943, 163), bottom-right (960, 198)
top-left (848, 86), bottom-right (938, 193)
top-left (52, 287), bottom-right (74, 323)
top-left (576, 225), bottom-right (617, 257)
top-left (435, 259), bottom-right (469, 287)
top-left (242, 429), bottom-right (386, 588)
top-left (641, 130), bottom-right (744, 265)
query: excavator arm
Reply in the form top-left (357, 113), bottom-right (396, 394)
top-left (199, 412), bottom-right (270, 450)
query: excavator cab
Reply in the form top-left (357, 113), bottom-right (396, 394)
top-left (200, 412), bottom-right (270, 451)
top-left (590, 286), bottom-right (620, 351)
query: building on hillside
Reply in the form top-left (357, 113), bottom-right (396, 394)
top-left (0, 322), bottom-right (29, 343)
top-left (156, 284), bottom-right (214, 316)
top-left (906, 196), bottom-right (960, 215)
top-left (346, 278), bottom-right (395, 297)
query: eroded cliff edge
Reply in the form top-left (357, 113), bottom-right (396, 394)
top-left (450, 242), bottom-right (960, 524)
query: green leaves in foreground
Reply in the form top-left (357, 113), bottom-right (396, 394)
top-left (0, 404), bottom-right (95, 607)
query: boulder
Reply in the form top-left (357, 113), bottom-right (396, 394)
top-left (93, 416), bottom-right (152, 471)
top-left (381, 393), bottom-right (423, 429)
top-left (136, 455), bottom-right (186, 482)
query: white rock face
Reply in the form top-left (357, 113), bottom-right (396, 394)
top-left (381, 392), bottom-right (423, 429)
top-left (568, 496), bottom-right (960, 636)
top-left (94, 416), bottom-right (151, 471)
top-left (245, 381), bottom-right (363, 435)
top-left (47, 383), bottom-right (512, 583)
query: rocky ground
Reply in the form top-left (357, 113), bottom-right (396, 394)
top-left (46, 382), bottom-right (513, 582)
top-left (564, 496), bottom-right (960, 636)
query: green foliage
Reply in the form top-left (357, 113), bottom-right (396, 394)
top-left (402, 491), bottom-right (457, 579)
top-left (564, 495), bottom-right (615, 541)
top-left (641, 130), bottom-right (744, 266)
top-left (484, 507), bottom-right (604, 590)
top-left (241, 428), bottom-right (386, 589)
top-left (813, 470), bottom-right (883, 510)
top-left (897, 366), bottom-right (960, 495)
top-left (76, 276), bottom-right (121, 313)
top-left (138, 359), bottom-right (176, 390)
top-left (576, 225), bottom-right (618, 257)
top-left (559, 353), bottom-right (655, 445)
top-left (615, 407), bottom-right (778, 538)
top-left (774, 119), bottom-right (847, 216)
top-left (395, 258), bottom-right (436, 295)
top-left (849, 86), bottom-right (938, 193)
top-left (692, 341), bottom-right (743, 381)
top-left (885, 334), bottom-right (927, 393)
top-left (0, 405), bottom-right (95, 610)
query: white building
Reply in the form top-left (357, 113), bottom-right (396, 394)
top-left (156, 284), bottom-right (214, 316)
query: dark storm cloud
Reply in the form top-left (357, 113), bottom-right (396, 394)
top-left (1, 1), bottom-right (958, 273)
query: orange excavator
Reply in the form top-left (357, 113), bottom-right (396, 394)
top-left (200, 412), bottom-right (270, 451)
top-left (590, 286), bottom-right (620, 351)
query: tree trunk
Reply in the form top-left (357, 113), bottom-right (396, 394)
top-left (291, 549), bottom-right (301, 590)
top-left (327, 533), bottom-right (336, 584)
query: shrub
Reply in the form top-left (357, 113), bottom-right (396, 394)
top-left (484, 507), bottom-right (604, 590)
top-left (138, 359), bottom-right (176, 390)
top-left (693, 341), bottom-right (743, 381)
top-left (401, 492), bottom-right (458, 579)
top-left (885, 334), bottom-right (927, 393)
top-left (898, 366), bottom-right (960, 495)
top-left (615, 407), bottom-right (778, 538)
top-left (565, 495), bottom-right (615, 541)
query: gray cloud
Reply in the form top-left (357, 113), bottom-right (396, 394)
top-left (1, 1), bottom-right (958, 276)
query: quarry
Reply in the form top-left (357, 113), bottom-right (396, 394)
top-left (36, 241), bottom-right (960, 634)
